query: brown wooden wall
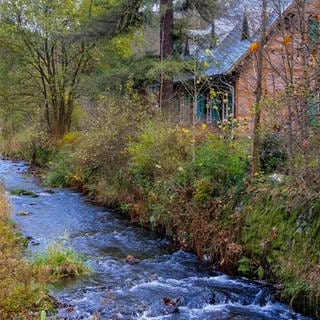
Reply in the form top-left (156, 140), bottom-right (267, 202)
top-left (234, 0), bottom-right (320, 131)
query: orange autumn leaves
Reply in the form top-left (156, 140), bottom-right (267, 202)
top-left (250, 35), bottom-right (292, 53)
top-left (283, 36), bottom-right (292, 45)
top-left (250, 41), bottom-right (260, 52)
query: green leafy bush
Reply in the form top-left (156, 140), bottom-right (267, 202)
top-left (190, 136), bottom-right (248, 198)
top-left (46, 149), bottom-right (73, 187)
top-left (129, 120), bottom-right (190, 181)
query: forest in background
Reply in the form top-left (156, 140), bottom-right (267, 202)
top-left (0, 0), bottom-right (319, 317)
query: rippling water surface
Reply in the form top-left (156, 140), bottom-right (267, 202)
top-left (0, 159), bottom-right (312, 320)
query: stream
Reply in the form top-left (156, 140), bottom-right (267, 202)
top-left (0, 159), bottom-right (312, 320)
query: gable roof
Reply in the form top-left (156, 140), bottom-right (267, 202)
top-left (194, 0), bottom-right (296, 77)
top-left (202, 21), bottom-right (251, 76)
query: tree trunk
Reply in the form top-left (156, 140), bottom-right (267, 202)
top-left (160, 0), bottom-right (174, 114)
top-left (251, 0), bottom-right (267, 177)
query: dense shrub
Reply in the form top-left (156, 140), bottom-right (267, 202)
top-left (129, 121), bottom-right (190, 181)
top-left (190, 136), bottom-right (248, 198)
top-left (127, 123), bottom-right (250, 242)
top-left (43, 91), bottom-right (153, 205)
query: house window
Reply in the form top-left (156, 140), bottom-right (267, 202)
top-left (308, 15), bottom-right (319, 49)
top-left (196, 90), bottom-right (234, 124)
top-left (197, 94), bottom-right (217, 123)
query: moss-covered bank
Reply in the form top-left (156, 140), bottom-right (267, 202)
top-left (239, 179), bottom-right (320, 317)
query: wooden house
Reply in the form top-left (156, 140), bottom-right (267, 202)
top-left (173, 0), bottom-right (320, 128)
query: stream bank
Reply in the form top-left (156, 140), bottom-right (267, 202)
top-left (0, 159), bottom-right (313, 319)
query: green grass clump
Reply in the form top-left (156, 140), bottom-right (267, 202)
top-left (32, 242), bottom-right (92, 282)
top-left (10, 188), bottom-right (39, 198)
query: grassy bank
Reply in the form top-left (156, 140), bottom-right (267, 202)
top-left (0, 185), bottom-right (92, 318)
top-left (1, 112), bottom-right (319, 317)
top-left (0, 186), bottom-right (53, 318)
top-left (239, 179), bottom-right (320, 315)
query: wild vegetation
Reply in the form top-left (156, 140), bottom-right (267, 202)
top-left (0, 184), bottom-right (92, 318)
top-left (0, 0), bottom-right (319, 318)
top-left (32, 242), bottom-right (92, 282)
top-left (0, 185), bottom-right (54, 318)
top-left (13, 103), bottom-right (318, 316)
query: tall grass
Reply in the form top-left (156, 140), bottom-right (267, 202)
top-left (0, 185), bottom-right (53, 318)
top-left (0, 185), bottom-right (91, 317)
top-left (32, 242), bottom-right (92, 282)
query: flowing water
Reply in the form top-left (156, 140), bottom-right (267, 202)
top-left (0, 159), bottom-right (312, 320)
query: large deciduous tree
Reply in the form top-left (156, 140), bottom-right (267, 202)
top-left (1, 0), bottom-right (94, 138)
